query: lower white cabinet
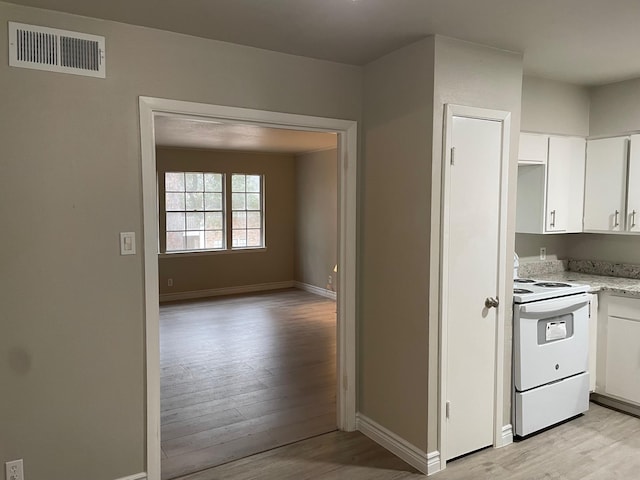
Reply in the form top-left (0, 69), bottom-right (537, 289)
top-left (598, 295), bottom-right (640, 405)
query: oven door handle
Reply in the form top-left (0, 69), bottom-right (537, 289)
top-left (519, 297), bottom-right (589, 317)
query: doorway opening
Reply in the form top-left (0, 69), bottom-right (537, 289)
top-left (139, 97), bottom-right (357, 480)
top-left (155, 118), bottom-right (338, 478)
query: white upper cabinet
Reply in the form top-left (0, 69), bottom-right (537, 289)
top-left (583, 137), bottom-right (628, 232)
top-left (516, 135), bottom-right (585, 234)
top-left (518, 133), bottom-right (548, 164)
top-left (546, 136), bottom-right (586, 233)
top-left (627, 135), bottom-right (640, 233)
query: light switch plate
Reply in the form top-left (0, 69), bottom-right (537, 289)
top-left (120, 232), bottom-right (136, 255)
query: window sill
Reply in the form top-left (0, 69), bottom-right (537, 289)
top-left (158, 248), bottom-right (267, 259)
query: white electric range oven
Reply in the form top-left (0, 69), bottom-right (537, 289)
top-left (512, 278), bottom-right (591, 437)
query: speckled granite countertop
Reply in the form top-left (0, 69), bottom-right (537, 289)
top-left (527, 271), bottom-right (640, 298)
top-left (518, 259), bottom-right (640, 298)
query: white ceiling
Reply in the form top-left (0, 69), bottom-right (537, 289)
top-left (154, 116), bottom-right (337, 153)
top-left (7, 0), bottom-right (640, 85)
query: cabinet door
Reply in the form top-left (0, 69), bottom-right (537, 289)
top-left (584, 137), bottom-right (628, 232)
top-left (519, 133), bottom-right (548, 164)
top-left (627, 135), bottom-right (640, 232)
top-left (546, 137), bottom-right (585, 232)
top-left (566, 137), bottom-right (586, 232)
top-left (606, 315), bottom-right (640, 405)
top-left (545, 138), bottom-right (569, 232)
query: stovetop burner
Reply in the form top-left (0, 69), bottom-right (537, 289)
top-left (514, 288), bottom-right (533, 294)
top-left (534, 282), bottom-right (571, 288)
top-left (512, 278), bottom-right (590, 304)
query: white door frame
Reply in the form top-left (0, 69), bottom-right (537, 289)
top-left (438, 104), bottom-right (511, 468)
top-left (139, 96), bottom-right (358, 480)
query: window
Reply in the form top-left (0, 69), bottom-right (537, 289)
top-left (231, 174), bottom-right (264, 248)
top-left (163, 171), bottom-right (263, 253)
top-left (165, 172), bottom-right (224, 252)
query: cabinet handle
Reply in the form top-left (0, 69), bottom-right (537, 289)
top-left (632, 210), bottom-right (637, 228)
top-left (550, 209), bottom-right (556, 228)
top-left (614, 210), bottom-right (620, 227)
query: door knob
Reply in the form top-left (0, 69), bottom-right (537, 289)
top-left (485, 297), bottom-right (499, 309)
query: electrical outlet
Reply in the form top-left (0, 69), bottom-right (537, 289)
top-left (5, 459), bottom-right (24, 480)
top-left (328, 275), bottom-right (333, 285)
top-left (540, 247), bottom-right (547, 260)
top-left (167, 278), bottom-right (173, 287)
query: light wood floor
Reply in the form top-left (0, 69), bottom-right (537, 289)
top-left (174, 402), bottom-right (640, 479)
top-left (160, 289), bottom-right (337, 480)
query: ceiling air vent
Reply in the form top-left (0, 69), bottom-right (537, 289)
top-left (8, 22), bottom-right (105, 78)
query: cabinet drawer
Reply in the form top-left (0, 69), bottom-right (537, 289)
top-left (607, 296), bottom-right (640, 321)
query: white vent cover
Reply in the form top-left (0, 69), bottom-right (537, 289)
top-left (8, 22), bottom-right (105, 78)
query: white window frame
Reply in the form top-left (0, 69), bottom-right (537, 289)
top-left (161, 171), bottom-right (267, 254)
top-left (230, 173), bottom-right (265, 249)
top-left (163, 171), bottom-right (226, 253)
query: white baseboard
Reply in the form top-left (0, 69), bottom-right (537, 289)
top-left (356, 413), bottom-right (428, 474)
top-left (159, 281), bottom-right (295, 302)
top-left (294, 281), bottom-right (337, 300)
top-left (115, 473), bottom-right (146, 480)
top-left (427, 450), bottom-right (441, 475)
top-left (499, 424), bottom-right (513, 447)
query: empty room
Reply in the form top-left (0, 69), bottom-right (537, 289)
top-left (153, 117), bottom-right (340, 479)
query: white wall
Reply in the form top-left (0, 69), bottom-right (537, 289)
top-left (361, 36), bottom-right (435, 453)
top-left (0, 3), bottom-right (361, 479)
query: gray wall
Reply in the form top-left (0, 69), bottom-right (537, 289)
top-left (515, 234), bottom-right (572, 262)
top-left (361, 36), bottom-right (435, 452)
top-left (589, 77), bottom-right (640, 136)
top-left (521, 75), bottom-right (590, 136)
top-left (294, 149), bottom-right (338, 291)
top-left (157, 148), bottom-right (296, 296)
top-left (516, 76), bottom-right (591, 263)
top-left (429, 35), bottom-right (523, 448)
top-left (0, 2), bottom-right (361, 479)
top-left (569, 234), bottom-right (640, 264)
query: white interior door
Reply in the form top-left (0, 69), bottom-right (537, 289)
top-left (443, 110), bottom-right (507, 460)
